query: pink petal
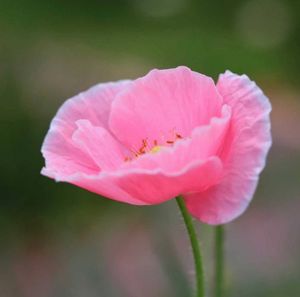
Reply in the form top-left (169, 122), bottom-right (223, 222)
top-left (41, 81), bottom-right (131, 177)
top-left (41, 127), bottom-right (99, 178)
top-left (184, 71), bottom-right (272, 225)
top-left (109, 66), bottom-right (223, 151)
top-left (72, 120), bottom-right (126, 171)
top-left (63, 156), bottom-right (223, 205)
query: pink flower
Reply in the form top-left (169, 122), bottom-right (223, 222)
top-left (41, 66), bottom-right (271, 225)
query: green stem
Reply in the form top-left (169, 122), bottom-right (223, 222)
top-left (214, 225), bottom-right (225, 297)
top-left (176, 196), bottom-right (205, 297)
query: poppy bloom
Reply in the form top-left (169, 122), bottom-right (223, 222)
top-left (41, 66), bottom-right (271, 224)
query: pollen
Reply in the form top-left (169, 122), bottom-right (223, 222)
top-left (150, 145), bottom-right (161, 154)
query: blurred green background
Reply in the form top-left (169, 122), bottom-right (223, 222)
top-left (1, 0), bottom-right (300, 296)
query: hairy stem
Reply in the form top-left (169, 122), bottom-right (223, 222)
top-left (214, 225), bottom-right (225, 297)
top-left (176, 196), bottom-right (205, 297)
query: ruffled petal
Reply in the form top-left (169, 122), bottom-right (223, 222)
top-left (184, 71), bottom-right (272, 225)
top-left (41, 80), bottom-right (131, 177)
top-left (61, 156), bottom-right (223, 205)
top-left (72, 120), bottom-right (126, 171)
top-left (109, 66), bottom-right (223, 151)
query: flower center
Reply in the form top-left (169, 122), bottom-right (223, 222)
top-left (124, 132), bottom-right (183, 162)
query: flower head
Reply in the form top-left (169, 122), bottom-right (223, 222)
top-left (41, 66), bottom-right (271, 224)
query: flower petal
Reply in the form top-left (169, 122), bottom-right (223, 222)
top-left (184, 71), bottom-right (272, 225)
top-left (109, 66), bottom-right (223, 151)
top-left (72, 120), bottom-right (126, 171)
top-left (63, 156), bottom-right (223, 205)
top-left (41, 80), bottom-right (131, 177)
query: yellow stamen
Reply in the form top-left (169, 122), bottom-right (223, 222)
top-left (150, 145), bottom-right (161, 154)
